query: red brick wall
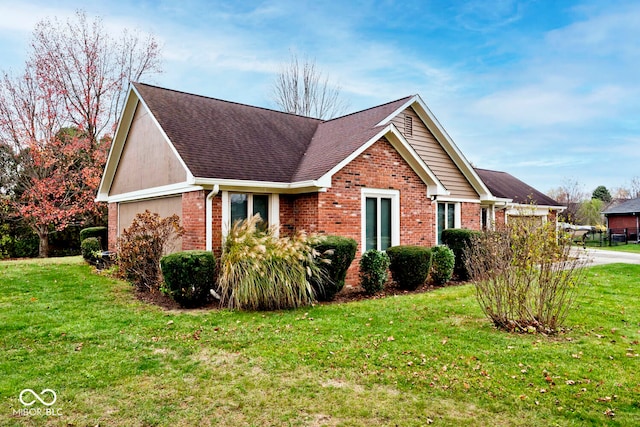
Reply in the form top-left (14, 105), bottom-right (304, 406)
top-left (305, 137), bottom-right (436, 285)
top-left (280, 193), bottom-right (319, 235)
top-left (107, 202), bottom-right (118, 252)
top-left (608, 214), bottom-right (639, 230)
top-left (460, 202), bottom-right (481, 230)
top-left (210, 193), bottom-right (223, 257)
top-left (182, 190), bottom-right (206, 250)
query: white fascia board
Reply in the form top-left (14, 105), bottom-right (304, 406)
top-left (103, 182), bottom-right (203, 203)
top-left (132, 85), bottom-right (192, 177)
top-left (374, 95), bottom-right (418, 127)
top-left (433, 196), bottom-right (483, 204)
top-left (317, 125), bottom-right (448, 196)
top-left (383, 94), bottom-right (493, 200)
top-left (96, 86), bottom-right (139, 199)
top-left (384, 126), bottom-right (449, 196)
top-left (192, 177), bottom-right (330, 194)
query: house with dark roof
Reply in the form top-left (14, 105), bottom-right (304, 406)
top-left (602, 197), bottom-right (640, 242)
top-left (97, 83), bottom-right (560, 282)
top-left (474, 168), bottom-right (564, 227)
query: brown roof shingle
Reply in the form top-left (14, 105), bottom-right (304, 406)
top-left (474, 168), bottom-right (562, 207)
top-left (134, 82), bottom-right (321, 182)
top-left (293, 96), bottom-right (411, 181)
top-left (133, 82), bottom-right (411, 183)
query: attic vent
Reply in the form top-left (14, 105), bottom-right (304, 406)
top-left (404, 115), bottom-right (413, 137)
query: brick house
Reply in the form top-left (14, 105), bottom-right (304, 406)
top-left (603, 198), bottom-right (640, 242)
top-left (473, 168), bottom-right (563, 228)
top-left (97, 83), bottom-right (556, 282)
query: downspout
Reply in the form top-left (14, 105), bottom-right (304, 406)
top-left (206, 185), bottom-right (220, 252)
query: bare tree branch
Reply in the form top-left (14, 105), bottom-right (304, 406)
top-left (271, 53), bottom-right (349, 119)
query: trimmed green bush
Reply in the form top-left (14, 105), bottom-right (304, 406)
top-left (359, 250), bottom-right (390, 295)
top-left (430, 245), bottom-right (455, 285)
top-left (386, 245), bottom-right (432, 290)
top-left (80, 226), bottom-right (107, 248)
top-left (441, 228), bottom-right (481, 280)
top-left (81, 237), bottom-right (102, 262)
top-left (311, 235), bottom-right (357, 301)
top-left (160, 250), bottom-right (215, 308)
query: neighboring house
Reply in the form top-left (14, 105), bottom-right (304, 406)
top-left (602, 197), bottom-right (640, 242)
top-left (97, 83), bottom-right (559, 282)
top-left (473, 168), bottom-right (564, 227)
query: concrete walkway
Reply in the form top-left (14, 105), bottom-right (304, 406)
top-left (571, 246), bottom-right (640, 267)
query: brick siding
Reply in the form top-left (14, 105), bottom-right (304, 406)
top-left (107, 202), bottom-right (118, 252)
top-left (282, 137), bottom-right (439, 285)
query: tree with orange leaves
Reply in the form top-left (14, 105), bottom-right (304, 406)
top-left (0, 11), bottom-right (161, 256)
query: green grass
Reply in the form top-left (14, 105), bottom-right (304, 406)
top-left (585, 242), bottom-right (640, 253)
top-left (1, 258), bottom-right (639, 426)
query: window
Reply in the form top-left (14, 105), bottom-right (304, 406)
top-left (362, 189), bottom-right (399, 251)
top-left (223, 192), bottom-right (277, 236)
top-left (481, 207), bottom-right (489, 230)
top-left (437, 202), bottom-right (459, 244)
top-left (230, 193), bottom-right (269, 225)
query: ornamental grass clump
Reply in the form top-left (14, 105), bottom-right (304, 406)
top-left (465, 216), bottom-right (587, 334)
top-left (217, 215), bottom-right (327, 311)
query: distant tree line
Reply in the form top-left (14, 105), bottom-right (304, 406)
top-left (547, 177), bottom-right (640, 226)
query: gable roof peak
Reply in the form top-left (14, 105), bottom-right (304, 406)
top-left (322, 95), bottom-right (416, 123)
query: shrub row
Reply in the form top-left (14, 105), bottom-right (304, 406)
top-left (115, 213), bottom-right (466, 309)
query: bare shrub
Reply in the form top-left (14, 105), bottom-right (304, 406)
top-left (116, 210), bottom-right (184, 292)
top-left (465, 216), bottom-right (587, 334)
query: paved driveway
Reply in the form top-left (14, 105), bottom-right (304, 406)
top-left (571, 247), bottom-right (640, 267)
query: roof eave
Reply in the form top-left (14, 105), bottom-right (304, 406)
top-left (191, 177), bottom-right (331, 194)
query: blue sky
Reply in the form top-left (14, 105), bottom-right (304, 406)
top-left (0, 0), bottom-right (638, 196)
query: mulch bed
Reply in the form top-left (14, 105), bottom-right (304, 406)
top-left (133, 278), bottom-right (468, 311)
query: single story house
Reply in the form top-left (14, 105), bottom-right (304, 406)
top-left (97, 83), bottom-right (560, 282)
top-left (602, 197), bottom-right (640, 242)
top-left (473, 168), bottom-right (564, 227)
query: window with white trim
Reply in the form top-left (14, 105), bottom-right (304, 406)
top-left (437, 202), bottom-right (460, 244)
top-left (222, 192), bottom-right (278, 236)
top-left (362, 189), bottom-right (400, 251)
top-left (230, 193), bottom-right (269, 226)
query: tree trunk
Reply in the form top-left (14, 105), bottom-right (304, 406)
top-left (37, 228), bottom-right (49, 258)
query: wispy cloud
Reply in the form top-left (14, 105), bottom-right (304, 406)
top-left (0, 0), bottom-right (638, 193)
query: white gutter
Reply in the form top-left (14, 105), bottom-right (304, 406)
top-left (206, 185), bottom-right (220, 251)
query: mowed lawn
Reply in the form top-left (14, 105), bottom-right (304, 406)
top-left (1, 258), bottom-right (638, 426)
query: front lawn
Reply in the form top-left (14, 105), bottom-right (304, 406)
top-left (1, 258), bottom-right (638, 426)
top-left (586, 242), bottom-right (640, 253)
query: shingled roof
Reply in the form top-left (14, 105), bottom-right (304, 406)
top-left (474, 168), bottom-right (562, 207)
top-left (133, 82), bottom-right (411, 183)
top-left (602, 197), bottom-right (640, 215)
